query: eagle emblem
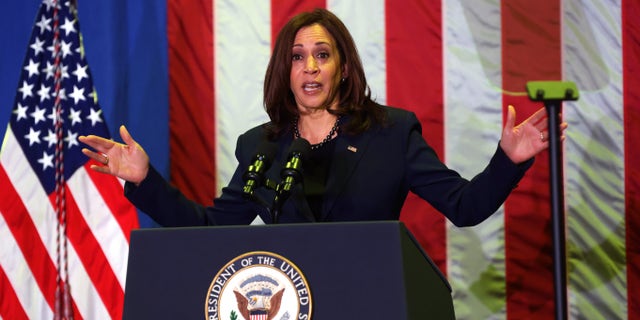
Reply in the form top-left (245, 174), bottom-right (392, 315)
top-left (233, 274), bottom-right (285, 320)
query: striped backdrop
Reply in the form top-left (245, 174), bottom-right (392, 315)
top-left (168, 0), bottom-right (639, 319)
top-left (1, 0), bottom-right (638, 319)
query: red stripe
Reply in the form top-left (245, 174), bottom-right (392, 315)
top-left (1, 138), bottom-right (131, 320)
top-left (0, 164), bottom-right (83, 318)
top-left (386, 0), bottom-right (447, 274)
top-left (83, 161), bottom-right (138, 241)
top-left (0, 164), bottom-right (58, 314)
top-left (502, 0), bottom-right (561, 318)
top-left (623, 0), bottom-right (640, 318)
top-left (0, 265), bottom-right (29, 320)
top-left (271, 0), bottom-right (326, 42)
top-left (168, 0), bottom-right (216, 205)
top-left (52, 188), bottom-right (124, 319)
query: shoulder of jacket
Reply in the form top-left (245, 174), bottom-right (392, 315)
top-left (239, 122), bottom-right (271, 140)
top-left (380, 105), bottom-right (418, 125)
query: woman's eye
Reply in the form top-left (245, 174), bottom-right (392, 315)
top-left (317, 52), bottom-right (329, 59)
top-left (292, 54), bottom-right (302, 61)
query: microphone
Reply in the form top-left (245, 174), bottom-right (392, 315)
top-left (271, 138), bottom-right (310, 224)
top-left (242, 139), bottom-right (277, 196)
top-left (280, 138), bottom-right (311, 193)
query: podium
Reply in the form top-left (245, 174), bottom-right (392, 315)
top-left (123, 221), bottom-right (455, 319)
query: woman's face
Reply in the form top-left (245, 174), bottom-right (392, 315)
top-left (290, 24), bottom-right (343, 112)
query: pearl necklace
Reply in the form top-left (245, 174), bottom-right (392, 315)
top-left (293, 116), bottom-right (340, 150)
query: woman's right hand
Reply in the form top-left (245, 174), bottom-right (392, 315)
top-left (79, 125), bottom-right (150, 185)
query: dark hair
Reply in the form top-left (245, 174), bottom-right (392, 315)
top-left (263, 8), bottom-right (386, 138)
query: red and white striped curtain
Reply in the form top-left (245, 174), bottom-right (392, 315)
top-left (168, 0), bottom-right (639, 319)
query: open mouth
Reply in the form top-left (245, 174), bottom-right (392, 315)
top-left (302, 82), bottom-right (321, 93)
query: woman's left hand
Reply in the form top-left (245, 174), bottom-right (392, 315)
top-left (500, 105), bottom-right (568, 164)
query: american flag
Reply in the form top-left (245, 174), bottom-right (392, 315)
top-left (0, 0), bottom-right (139, 319)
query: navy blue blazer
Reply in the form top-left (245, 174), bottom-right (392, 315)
top-left (125, 106), bottom-right (532, 227)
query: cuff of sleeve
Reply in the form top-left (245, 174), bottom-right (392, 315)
top-left (495, 143), bottom-right (534, 170)
top-left (124, 165), bottom-right (162, 202)
top-left (492, 143), bottom-right (534, 190)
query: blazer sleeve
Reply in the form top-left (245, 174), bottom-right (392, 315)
top-left (124, 128), bottom-right (267, 227)
top-left (402, 110), bottom-right (533, 226)
top-left (124, 166), bottom-right (212, 226)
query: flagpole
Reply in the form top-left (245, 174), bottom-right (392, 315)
top-left (526, 81), bottom-right (579, 320)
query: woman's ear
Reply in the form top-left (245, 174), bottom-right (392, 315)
top-left (342, 64), bottom-right (348, 79)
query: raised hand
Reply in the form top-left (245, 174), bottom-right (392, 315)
top-left (79, 125), bottom-right (150, 185)
top-left (500, 105), bottom-right (567, 164)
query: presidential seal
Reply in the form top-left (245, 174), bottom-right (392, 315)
top-left (205, 251), bottom-right (312, 320)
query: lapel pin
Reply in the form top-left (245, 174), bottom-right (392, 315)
top-left (347, 145), bottom-right (357, 153)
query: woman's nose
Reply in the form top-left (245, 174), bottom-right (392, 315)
top-left (304, 56), bottom-right (318, 73)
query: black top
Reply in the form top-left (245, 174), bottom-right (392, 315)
top-left (305, 138), bottom-right (337, 221)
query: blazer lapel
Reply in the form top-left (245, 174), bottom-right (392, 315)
top-left (320, 128), bottom-right (377, 220)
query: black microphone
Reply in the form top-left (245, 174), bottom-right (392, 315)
top-left (271, 138), bottom-right (310, 224)
top-left (280, 138), bottom-right (311, 193)
top-left (242, 139), bottom-right (277, 196)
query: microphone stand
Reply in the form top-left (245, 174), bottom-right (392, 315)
top-left (526, 81), bottom-right (579, 320)
top-left (271, 165), bottom-right (303, 224)
top-left (243, 170), bottom-right (298, 224)
top-left (244, 178), bottom-right (278, 221)
top-left (271, 184), bottom-right (288, 224)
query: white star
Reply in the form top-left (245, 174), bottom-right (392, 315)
top-left (42, 61), bottom-right (55, 79)
top-left (24, 127), bottom-right (41, 146)
top-left (30, 106), bottom-right (47, 125)
top-left (13, 103), bottom-right (29, 122)
top-left (69, 85), bottom-right (86, 105)
top-left (18, 81), bottom-right (34, 99)
top-left (86, 108), bottom-right (103, 126)
top-left (60, 40), bottom-right (73, 59)
top-left (72, 63), bottom-right (88, 82)
top-left (47, 108), bottom-right (61, 126)
top-left (37, 151), bottom-right (54, 171)
top-left (43, 129), bottom-right (58, 148)
top-left (65, 130), bottom-right (79, 148)
top-left (37, 84), bottom-right (51, 102)
top-left (68, 108), bottom-right (82, 126)
top-left (60, 17), bottom-right (76, 36)
top-left (24, 59), bottom-right (40, 77)
top-left (60, 64), bottom-right (70, 80)
top-left (30, 37), bottom-right (45, 56)
top-left (43, 0), bottom-right (57, 12)
top-left (53, 87), bottom-right (67, 101)
top-left (35, 15), bottom-right (52, 34)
